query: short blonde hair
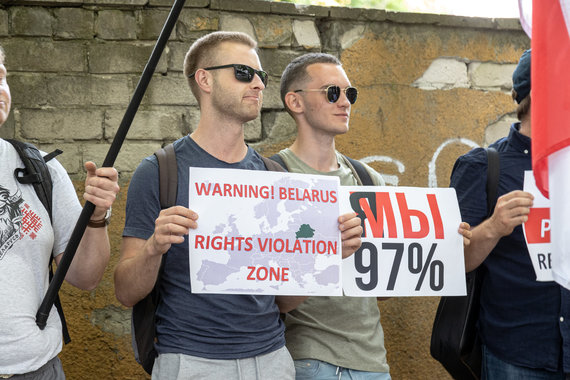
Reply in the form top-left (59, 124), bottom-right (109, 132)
top-left (0, 46), bottom-right (5, 65)
top-left (183, 31), bottom-right (257, 104)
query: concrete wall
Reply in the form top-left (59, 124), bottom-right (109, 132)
top-left (0, 1), bottom-right (529, 378)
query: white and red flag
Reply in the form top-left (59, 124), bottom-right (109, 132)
top-left (523, 0), bottom-right (570, 288)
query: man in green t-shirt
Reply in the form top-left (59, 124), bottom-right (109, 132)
top-left (273, 53), bottom-right (391, 379)
top-left (274, 53), bottom-right (472, 380)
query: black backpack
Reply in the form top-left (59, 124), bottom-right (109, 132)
top-left (269, 152), bottom-right (374, 186)
top-left (131, 144), bottom-right (285, 374)
top-left (6, 139), bottom-right (70, 344)
top-left (430, 147), bottom-right (500, 380)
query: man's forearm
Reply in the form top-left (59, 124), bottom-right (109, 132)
top-left (60, 227), bottom-right (111, 291)
top-left (464, 219), bottom-right (502, 272)
top-left (114, 237), bottom-right (164, 307)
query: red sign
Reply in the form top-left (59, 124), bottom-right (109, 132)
top-left (523, 207), bottom-right (550, 244)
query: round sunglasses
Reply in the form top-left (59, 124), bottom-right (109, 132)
top-left (189, 64), bottom-right (268, 87)
top-left (294, 85), bottom-right (358, 104)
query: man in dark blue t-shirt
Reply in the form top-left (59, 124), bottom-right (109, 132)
top-left (114, 31), bottom-right (363, 380)
top-left (451, 49), bottom-right (570, 379)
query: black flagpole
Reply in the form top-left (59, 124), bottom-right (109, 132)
top-left (36, 0), bottom-right (187, 330)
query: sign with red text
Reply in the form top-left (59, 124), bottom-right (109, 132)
top-left (188, 167), bottom-right (341, 295)
top-left (340, 186), bottom-right (466, 296)
top-left (522, 170), bottom-right (553, 282)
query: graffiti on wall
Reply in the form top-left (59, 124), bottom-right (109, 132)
top-left (360, 137), bottom-right (481, 188)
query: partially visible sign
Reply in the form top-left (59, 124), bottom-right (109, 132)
top-left (523, 170), bottom-right (553, 282)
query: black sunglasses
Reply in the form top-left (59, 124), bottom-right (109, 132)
top-left (294, 85), bottom-right (358, 104)
top-left (189, 64), bottom-right (268, 87)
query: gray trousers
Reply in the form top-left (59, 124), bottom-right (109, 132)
top-left (1, 357), bottom-right (65, 380)
top-left (152, 345), bottom-right (295, 380)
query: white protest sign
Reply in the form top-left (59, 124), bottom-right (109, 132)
top-left (188, 167), bottom-right (341, 296)
top-left (340, 186), bottom-right (466, 296)
top-left (522, 170), bottom-right (553, 282)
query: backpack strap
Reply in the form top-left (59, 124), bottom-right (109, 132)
top-left (268, 153), bottom-right (288, 171)
top-left (6, 139), bottom-right (69, 343)
top-left (152, 142), bottom-right (177, 283)
top-left (152, 142), bottom-right (178, 288)
top-left (131, 144), bottom-right (177, 374)
top-left (485, 148), bottom-right (500, 217)
top-left (6, 139), bottom-right (62, 222)
top-left (154, 143), bottom-right (177, 209)
top-left (343, 155), bottom-right (374, 186)
top-left (42, 149), bottom-right (63, 163)
top-left (262, 155), bottom-right (286, 172)
top-left (49, 262), bottom-right (71, 344)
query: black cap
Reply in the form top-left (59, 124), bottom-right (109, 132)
top-left (512, 49), bottom-right (530, 104)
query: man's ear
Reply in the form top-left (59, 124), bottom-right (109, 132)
top-left (284, 92), bottom-right (303, 115)
top-left (194, 69), bottom-right (213, 94)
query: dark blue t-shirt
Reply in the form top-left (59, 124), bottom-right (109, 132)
top-left (450, 123), bottom-right (570, 372)
top-left (123, 136), bottom-right (286, 359)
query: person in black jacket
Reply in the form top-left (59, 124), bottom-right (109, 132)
top-left (451, 49), bottom-right (570, 379)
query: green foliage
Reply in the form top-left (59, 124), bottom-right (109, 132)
top-left (266, 0), bottom-right (408, 11)
top-left (350, 0), bottom-right (407, 11)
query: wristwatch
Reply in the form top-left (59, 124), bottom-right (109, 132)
top-left (88, 207), bottom-right (112, 228)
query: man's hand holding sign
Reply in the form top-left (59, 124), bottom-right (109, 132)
top-left (463, 190), bottom-right (534, 273)
top-left (523, 170), bottom-right (552, 281)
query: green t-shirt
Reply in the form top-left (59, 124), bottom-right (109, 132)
top-left (278, 148), bottom-right (390, 373)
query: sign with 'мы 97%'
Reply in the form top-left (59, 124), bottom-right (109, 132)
top-left (340, 186), bottom-right (467, 297)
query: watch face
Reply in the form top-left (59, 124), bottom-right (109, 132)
top-left (104, 207), bottom-right (112, 224)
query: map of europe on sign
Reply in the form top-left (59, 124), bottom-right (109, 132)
top-left (188, 167), bottom-right (341, 296)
